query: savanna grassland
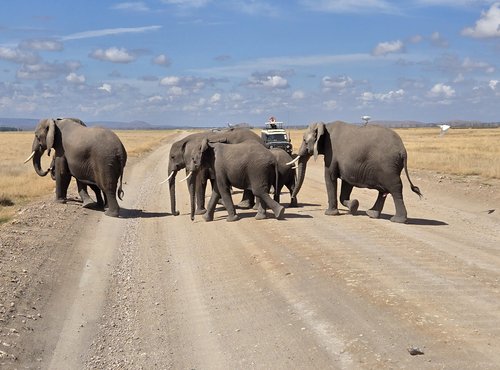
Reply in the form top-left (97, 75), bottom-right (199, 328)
top-left (1, 127), bottom-right (499, 223)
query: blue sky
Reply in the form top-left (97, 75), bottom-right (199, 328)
top-left (1, 1), bottom-right (500, 126)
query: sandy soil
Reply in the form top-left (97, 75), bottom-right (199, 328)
top-left (1, 133), bottom-right (500, 369)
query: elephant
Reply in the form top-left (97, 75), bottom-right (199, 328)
top-left (289, 121), bottom-right (422, 223)
top-left (45, 118), bottom-right (105, 209)
top-left (270, 148), bottom-right (298, 207)
top-left (25, 118), bottom-right (127, 217)
top-left (188, 138), bottom-right (285, 222)
top-left (165, 127), bottom-right (263, 216)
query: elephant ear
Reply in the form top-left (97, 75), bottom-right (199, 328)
top-left (313, 122), bottom-right (325, 160)
top-left (200, 137), bottom-right (210, 153)
top-left (46, 119), bottom-right (56, 152)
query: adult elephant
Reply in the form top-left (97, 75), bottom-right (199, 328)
top-left (165, 127), bottom-right (263, 216)
top-left (45, 118), bottom-right (104, 209)
top-left (188, 138), bottom-right (285, 222)
top-left (25, 118), bottom-right (127, 217)
top-left (270, 148), bottom-right (298, 207)
top-left (289, 121), bottom-right (422, 223)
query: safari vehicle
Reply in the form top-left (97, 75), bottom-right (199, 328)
top-left (260, 117), bottom-right (293, 155)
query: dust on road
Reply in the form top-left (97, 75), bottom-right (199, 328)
top-left (1, 134), bottom-right (500, 369)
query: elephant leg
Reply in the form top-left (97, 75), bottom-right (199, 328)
top-left (324, 169), bottom-right (340, 216)
top-left (254, 196), bottom-right (267, 220)
top-left (273, 184), bottom-right (283, 204)
top-left (255, 190), bottom-right (284, 220)
top-left (366, 191), bottom-right (387, 219)
top-left (219, 184), bottom-right (239, 222)
top-left (103, 181), bottom-right (120, 217)
top-left (203, 190), bottom-right (220, 222)
top-left (238, 189), bottom-right (255, 209)
top-left (390, 185), bottom-right (408, 223)
top-left (54, 157), bottom-right (71, 202)
top-left (76, 180), bottom-right (94, 208)
top-left (90, 184), bottom-right (105, 209)
top-left (340, 181), bottom-right (359, 215)
top-left (195, 171), bottom-right (207, 215)
top-left (287, 184), bottom-right (298, 208)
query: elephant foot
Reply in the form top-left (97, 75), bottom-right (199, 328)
top-left (238, 199), bottom-right (255, 209)
top-left (288, 197), bottom-right (298, 208)
top-left (203, 213), bottom-right (214, 222)
top-left (274, 205), bottom-right (285, 220)
top-left (105, 208), bottom-right (120, 217)
top-left (195, 208), bottom-right (207, 215)
top-left (55, 198), bottom-right (67, 204)
top-left (390, 215), bottom-right (407, 223)
top-left (348, 199), bottom-right (359, 215)
top-left (366, 209), bottom-right (381, 219)
top-left (255, 212), bottom-right (267, 220)
top-left (325, 208), bottom-right (340, 216)
top-left (226, 214), bottom-right (240, 222)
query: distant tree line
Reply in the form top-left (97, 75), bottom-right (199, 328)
top-left (0, 126), bottom-right (22, 132)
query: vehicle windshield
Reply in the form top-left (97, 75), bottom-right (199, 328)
top-left (265, 133), bottom-right (288, 142)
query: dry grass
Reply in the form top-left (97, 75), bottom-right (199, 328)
top-left (1, 126), bottom-right (498, 223)
top-left (0, 130), bottom-right (179, 223)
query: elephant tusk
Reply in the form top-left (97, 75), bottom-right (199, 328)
top-left (24, 151), bottom-right (36, 164)
top-left (159, 171), bottom-right (175, 185)
top-left (179, 172), bottom-right (192, 182)
top-left (286, 155), bottom-right (300, 166)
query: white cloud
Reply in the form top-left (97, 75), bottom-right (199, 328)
top-left (262, 75), bottom-right (288, 88)
top-left (98, 83), bottom-right (112, 93)
top-left (66, 72), bottom-right (85, 84)
top-left (322, 75), bottom-right (353, 90)
top-left (372, 40), bottom-right (404, 56)
top-left (462, 3), bottom-right (500, 38)
top-left (247, 74), bottom-right (289, 89)
top-left (62, 25), bottom-right (161, 41)
top-left (160, 76), bottom-right (181, 86)
top-left (489, 79), bottom-right (499, 90)
top-left (0, 46), bottom-right (39, 64)
top-left (430, 31), bottom-right (448, 48)
top-left (360, 89), bottom-right (405, 102)
top-left (161, 0), bottom-right (211, 8)
top-left (16, 61), bottom-right (79, 80)
top-left (90, 47), bottom-right (136, 63)
top-left (462, 57), bottom-right (495, 73)
top-left (299, 0), bottom-right (396, 13)
top-left (20, 39), bottom-right (63, 51)
top-left (210, 93), bottom-right (221, 103)
top-left (323, 99), bottom-right (338, 110)
top-left (152, 54), bottom-right (171, 67)
top-left (112, 2), bottom-right (150, 11)
top-left (428, 83), bottom-right (455, 98)
top-left (292, 90), bottom-right (305, 99)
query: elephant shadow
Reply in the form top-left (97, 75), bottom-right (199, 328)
top-left (207, 206), bottom-right (313, 221)
top-left (356, 211), bottom-right (448, 226)
top-left (119, 207), bottom-right (169, 219)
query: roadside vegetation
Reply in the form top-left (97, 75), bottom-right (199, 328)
top-left (1, 127), bottom-right (499, 223)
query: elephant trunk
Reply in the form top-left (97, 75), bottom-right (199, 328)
top-left (290, 155), bottom-right (310, 199)
top-left (188, 172), bottom-right (196, 221)
top-left (168, 170), bottom-right (180, 216)
top-left (32, 148), bottom-right (49, 177)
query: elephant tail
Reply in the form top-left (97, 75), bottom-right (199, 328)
top-left (403, 152), bottom-right (422, 198)
top-left (117, 165), bottom-right (125, 200)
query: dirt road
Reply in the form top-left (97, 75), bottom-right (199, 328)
top-left (1, 133), bottom-right (500, 369)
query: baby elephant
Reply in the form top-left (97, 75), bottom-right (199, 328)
top-left (189, 139), bottom-right (285, 222)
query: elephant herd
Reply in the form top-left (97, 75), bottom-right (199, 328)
top-left (26, 118), bottom-right (422, 223)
